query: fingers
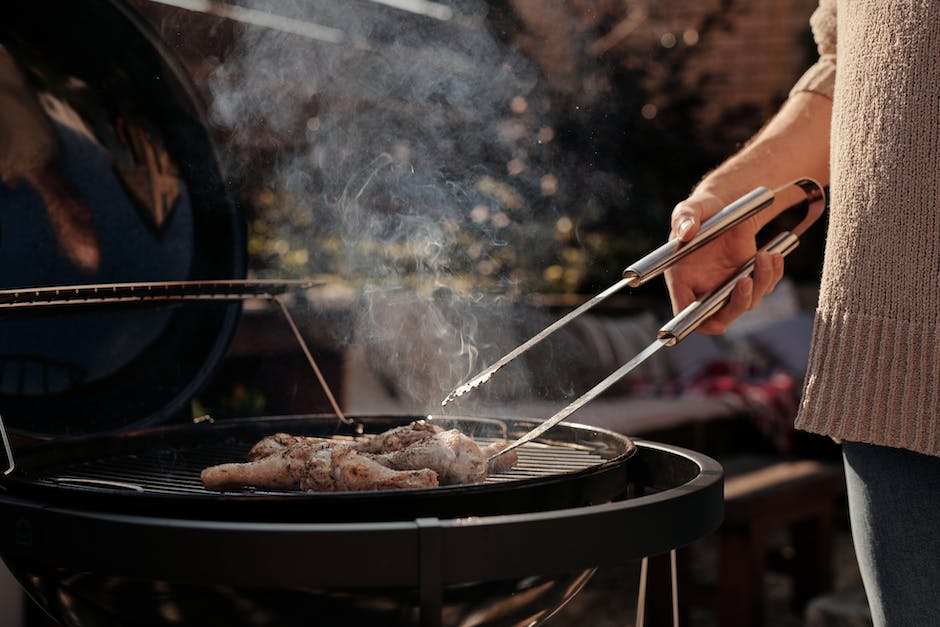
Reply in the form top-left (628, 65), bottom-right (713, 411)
top-left (687, 252), bottom-right (785, 335)
top-left (666, 190), bottom-right (786, 337)
top-left (695, 278), bottom-right (752, 334)
top-left (750, 251), bottom-right (785, 307)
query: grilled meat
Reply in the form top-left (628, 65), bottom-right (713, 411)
top-left (201, 439), bottom-right (335, 491)
top-left (482, 441), bottom-right (519, 473)
top-left (331, 447), bottom-right (439, 491)
top-left (200, 420), bottom-right (517, 492)
top-left (200, 440), bottom-right (438, 492)
top-left (374, 428), bottom-right (487, 485)
top-left (353, 420), bottom-right (443, 453)
top-left (245, 433), bottom-right (329, 461)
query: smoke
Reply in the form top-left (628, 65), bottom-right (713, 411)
top-left (204, 0), bottom-right (573, 413)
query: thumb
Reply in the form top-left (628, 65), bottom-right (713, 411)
top-left (670, 191), bottom-right (725, 242)
top-left (670, 201), bottom-right (702, 243)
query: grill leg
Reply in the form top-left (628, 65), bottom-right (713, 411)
top-left (636, 556), bottom-right (649, 627)
top-left (417, 517), bottom-right (443, 627)
top-left (670, 549), bottom-right (679, 627)
top-left (635, 550), bottom-right (681, 627)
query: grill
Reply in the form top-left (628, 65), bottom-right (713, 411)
top-left (0, 426), bottom-right (721, 627)
top-left (0, 2), bottom-right (724, 626)
top-left (3, 415), bottom-right (637, 523)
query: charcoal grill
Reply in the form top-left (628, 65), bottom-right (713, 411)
top-left (0, 2), bottom-right (723, 626)
top-left (0, 415), bottom-right (721, 627)
top-left (1, 414), bottom-right (641, 522)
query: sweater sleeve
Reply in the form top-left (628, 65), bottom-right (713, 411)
top-left (789, 0), bottom-right (836, 99)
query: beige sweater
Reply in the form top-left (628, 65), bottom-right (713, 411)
top-left (790, 0), bottom-right (940, 457)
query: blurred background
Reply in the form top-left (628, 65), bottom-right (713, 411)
top-left (120, 0), bottom-right (829, 424)
top-left (130, 0), bottom-right (824, 298)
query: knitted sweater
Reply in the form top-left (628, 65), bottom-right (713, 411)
top-left (790, 0), bottom-right (940, 457)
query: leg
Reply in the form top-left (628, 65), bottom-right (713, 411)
top-left (843, 441), bottom-right (940, 627)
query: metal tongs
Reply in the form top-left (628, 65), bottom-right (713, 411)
top-left (442, 178), bottom-right (827, 459)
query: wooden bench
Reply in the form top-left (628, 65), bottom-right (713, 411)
top-left (715, 456), bottom-right (846, 627)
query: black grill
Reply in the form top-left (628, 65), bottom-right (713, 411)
top-left (3, 415), bottom-right (637, 524)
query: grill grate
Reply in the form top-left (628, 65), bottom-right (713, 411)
top-left (33, 436), bottom-right (610, 495)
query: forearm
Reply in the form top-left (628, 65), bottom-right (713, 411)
top-left (693, 90), bottom-right (832, 223)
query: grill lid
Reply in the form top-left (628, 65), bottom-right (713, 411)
top-left (0, 0), bottom-right (244, 438)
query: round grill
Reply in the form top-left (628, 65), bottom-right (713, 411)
top-left (4, 414), bottom-right (636, 522)
top-left (34, 433), bottom-right (611, 494)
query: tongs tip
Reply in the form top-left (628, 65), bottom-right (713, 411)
top-left (441, 371), bottom-right (494, 406)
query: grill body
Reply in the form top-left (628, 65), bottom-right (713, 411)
top-left (0, 416), bottom-right (722, 627)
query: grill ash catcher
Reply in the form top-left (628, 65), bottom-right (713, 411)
top-left (0, 2), bottom-right (745, 626)
top-left (444, 179), bottom-right (827, 460)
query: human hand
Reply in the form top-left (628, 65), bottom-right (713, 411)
top-left (664, 190), bottom-right (784, 334)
